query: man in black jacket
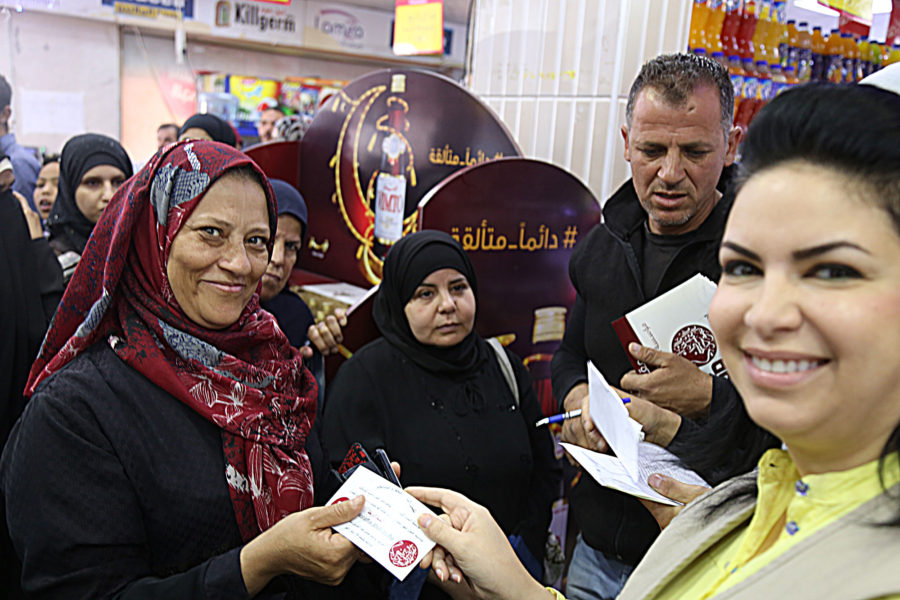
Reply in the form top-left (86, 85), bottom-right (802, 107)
top-left (550, 53), bottom-right (742, 600)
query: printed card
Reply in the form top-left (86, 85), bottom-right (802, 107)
top-left (326, 466), bottom-right (436, 581)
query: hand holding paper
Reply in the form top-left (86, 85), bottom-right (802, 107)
top-left (326, 465), bottom-right (437, 580)
top-left (564, 362), bottom-right (708, 506)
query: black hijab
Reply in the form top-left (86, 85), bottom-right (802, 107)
top-left (373, 230), bottom-right (489, 376)
top-left (178, 113), bottom-right (237, 147)
top-left (47, 133), bottom-right (133, 254)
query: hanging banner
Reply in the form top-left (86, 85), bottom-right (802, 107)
top-left (393, 0), bottom-right (444, 55)
top-left (888, 0), bottom-right (900, 44)
top-left (817, 0), bottom-right (873, 21)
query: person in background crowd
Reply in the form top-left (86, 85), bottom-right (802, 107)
top-left (47, 133), bottom-right (133, 282)
top-left (550, 52), bottom-right (776, 600)
top-left (178, 113), bottom-right (238, 148)
top-left (0, 75), bottom-right (41, 209)
top-left (33, 154), bottom-right (59, 224)
top-left (1, 152), bottom-right (63, 600)
top-left (257, 106), bottom-right (285, 144)
top-left (1, 140), bottom-right (366, 599)
top-left (156, 123), bottom-right (179, 149)
top-left (323, 230), bottom-right (560, 599)
top-left (273, 114), bottom-right (313, 143)
top-left (406, 81), bottom-right (900, 600)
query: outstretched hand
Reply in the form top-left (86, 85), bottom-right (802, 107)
top-left (407, 487), bottom-right (552, 600)
top-left (620, 343), bottom-right (713, 418)
top-left (638, 474), bottom-right (710, 529)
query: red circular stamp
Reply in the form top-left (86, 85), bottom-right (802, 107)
top-left (671, 324), bottom-right (717, 366)
top-left (388, 540), bottom-right (418, 568)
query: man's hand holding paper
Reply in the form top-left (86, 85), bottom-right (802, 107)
top-left (562, 362), bottom-right (709, 506)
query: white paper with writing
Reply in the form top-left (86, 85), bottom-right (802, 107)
top-left (326, 466), bottom-right (436, 580)
top-left (569, 361), bottom-right (709, 505)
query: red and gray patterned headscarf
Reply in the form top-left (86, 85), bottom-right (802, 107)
top-left (26, 139), bottom-right (316, 540)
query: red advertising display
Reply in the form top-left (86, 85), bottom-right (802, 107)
top-left (298, 68), bottom-right (521, 288)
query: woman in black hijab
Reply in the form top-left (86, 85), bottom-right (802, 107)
top-left (178, 113), bottom-right (238, 147)
top-left (46, 133), bottom-right (132, 278)
top-left (323, 230), bottom-right (559, 598)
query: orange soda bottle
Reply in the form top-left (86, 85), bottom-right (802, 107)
top-left (886, 44), bottom-right (900, 68)
top-left (706, 0), bottom-right (726, 53)
top-left (810, 25), bottom-right (826, 81)
top-left (841, 33), bottom-right (856, 83)
top-left (752, 1), bottom-right (771, 64)
top-left (783, 64), bottom-right (799, 87)
top-left (727, 54), bottom-right (746, 121)
top-left (768, 1), bottom-right (786, 66)
top-left (869, 40), bottom-right (883, 73)
top-left (738, 0), bottom-right (759, 60)
top-left (785, 20), bottom-right (799, 70)
top-left (824, 29), bottom-right (843, 83)
top-left (689, 0), bottom-right (711, 51)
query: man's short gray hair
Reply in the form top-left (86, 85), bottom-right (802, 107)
top-left (625, 53), bottom-right (734, 138)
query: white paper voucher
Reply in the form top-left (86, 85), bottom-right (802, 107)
top-left (326, 466), bottom-right (437, 580)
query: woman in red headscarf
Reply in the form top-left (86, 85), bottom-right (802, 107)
top-left (1, 140), bottom-right (363, 599)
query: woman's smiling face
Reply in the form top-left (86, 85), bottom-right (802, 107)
top-left (166, 172), bottom-right (271, 330)
top-left (709, 162), bottom-right (900, 475)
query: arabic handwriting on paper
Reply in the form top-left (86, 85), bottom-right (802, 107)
top-left (449, 221), bottom-right (578, 252)
top-left (327, 466), bottom-right (436, 581)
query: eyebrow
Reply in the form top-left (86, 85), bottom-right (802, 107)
top-left (415, 277), bottom-right (468, 289)
top-left (722, 240), bottom-right (871, 260)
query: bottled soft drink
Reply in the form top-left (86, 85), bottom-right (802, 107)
top-left (858, 36), bottom-right (871, 78)
top-left (783, 64), bottom-right (799, 86)
top-left (711, 50), bottom-right (729, 69)
top-left (769, 63), bottom-right (786, 96)
top-left (706, 0), bottom-right (726, 53)
top-left (752, 1), bottom-right (771, 64)
top-left (727, 54), bottom-right (746, 120)
top-left (734, 58), bottom-right (759, 132)
top-left (886, 44), bottom-right (900, 68)
top-left (810, 25), bottom-right (826, 81)
top-left (689, 0), bottom-right (711, 51)
top-left (870, 40), bottom-right (883, 73)
top-left (795, 22), bottom-right (811, 82)
top-left (824, 29), bottom-right (844, 84)
top-left (785, 19), bottom-right (798, 70)
top-left (721, 0), bottom-right (743, 57)
top-left (738, 0), bottom-right (759, 60)
top-left (841, 33), bottom-right (856, 83)
top-left (768, 1), bottom-right (786, 66)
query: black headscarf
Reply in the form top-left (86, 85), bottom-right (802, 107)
top-left (373, 230), bottom-right (489, 376)
top-left (47, 133), bottom-right (133, 254)
top-left (178, 113), bottom-right (237, 148)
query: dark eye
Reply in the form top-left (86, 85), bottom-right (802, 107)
top-left (112, 178), bottom-right (126, 189)
top-left (284, 241), bottom-right (301, 253)
top-left (81, 179), bottom-right (102, 189)
top-left (451, 283), bottom-right (469, 293)
top-left (722, 260), bottom-right (760, 277)
top-left (416, 289), bottom-right (433, 300)
top-left (641, 148), bottom-right (663, 158)
top-left (806, 263), bottom-right (862, 280)
top-left (200, 227), bottom-right (221, 237)
top-left (685, 149), bottom-right (710, 159)
top-left (247, 235), bottom-right (269, 247)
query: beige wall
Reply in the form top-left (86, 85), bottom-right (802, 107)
top-left (469, 0), bottom-right (691, 204)
top-left (0, 10), bottom-right (120, 155)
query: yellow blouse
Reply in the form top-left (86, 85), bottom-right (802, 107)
top-left (659, 448), bottom-right (900, 599)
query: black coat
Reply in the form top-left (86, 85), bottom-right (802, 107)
top-left (1, 342), bottom-right (341, 600)
top-left (550, 170), bottom-right (747, 565)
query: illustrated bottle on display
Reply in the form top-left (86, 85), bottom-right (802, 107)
top-left (810, 25), bottom-right (826, 81)
top-left (689, 0), bottom-right (711, 51)
top-left (373, 74), bottom-right (409, 259)
top-left (769, 63), bottom-right (786, 96)
top-left (734, 58), bottom-right (759, 132)
top-left (753, 60), bottom-right (772, 123)
top-left (886, 44), bottom-right (900, 68)
top-left (796, 22), bottom-right (812, 82)
top-left (720, 0), bottom-right (743, 57)
top-left (523, 307), bottom-right (567, 417)
top-left (711, 51), bottom-right (728, 69)
top-left (705, 0), bottom-right (726, 53)
top-left (783, 64), bottom-right (798, 87)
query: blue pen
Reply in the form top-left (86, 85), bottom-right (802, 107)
top-left (535, 409), bottom-right (582, 428)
